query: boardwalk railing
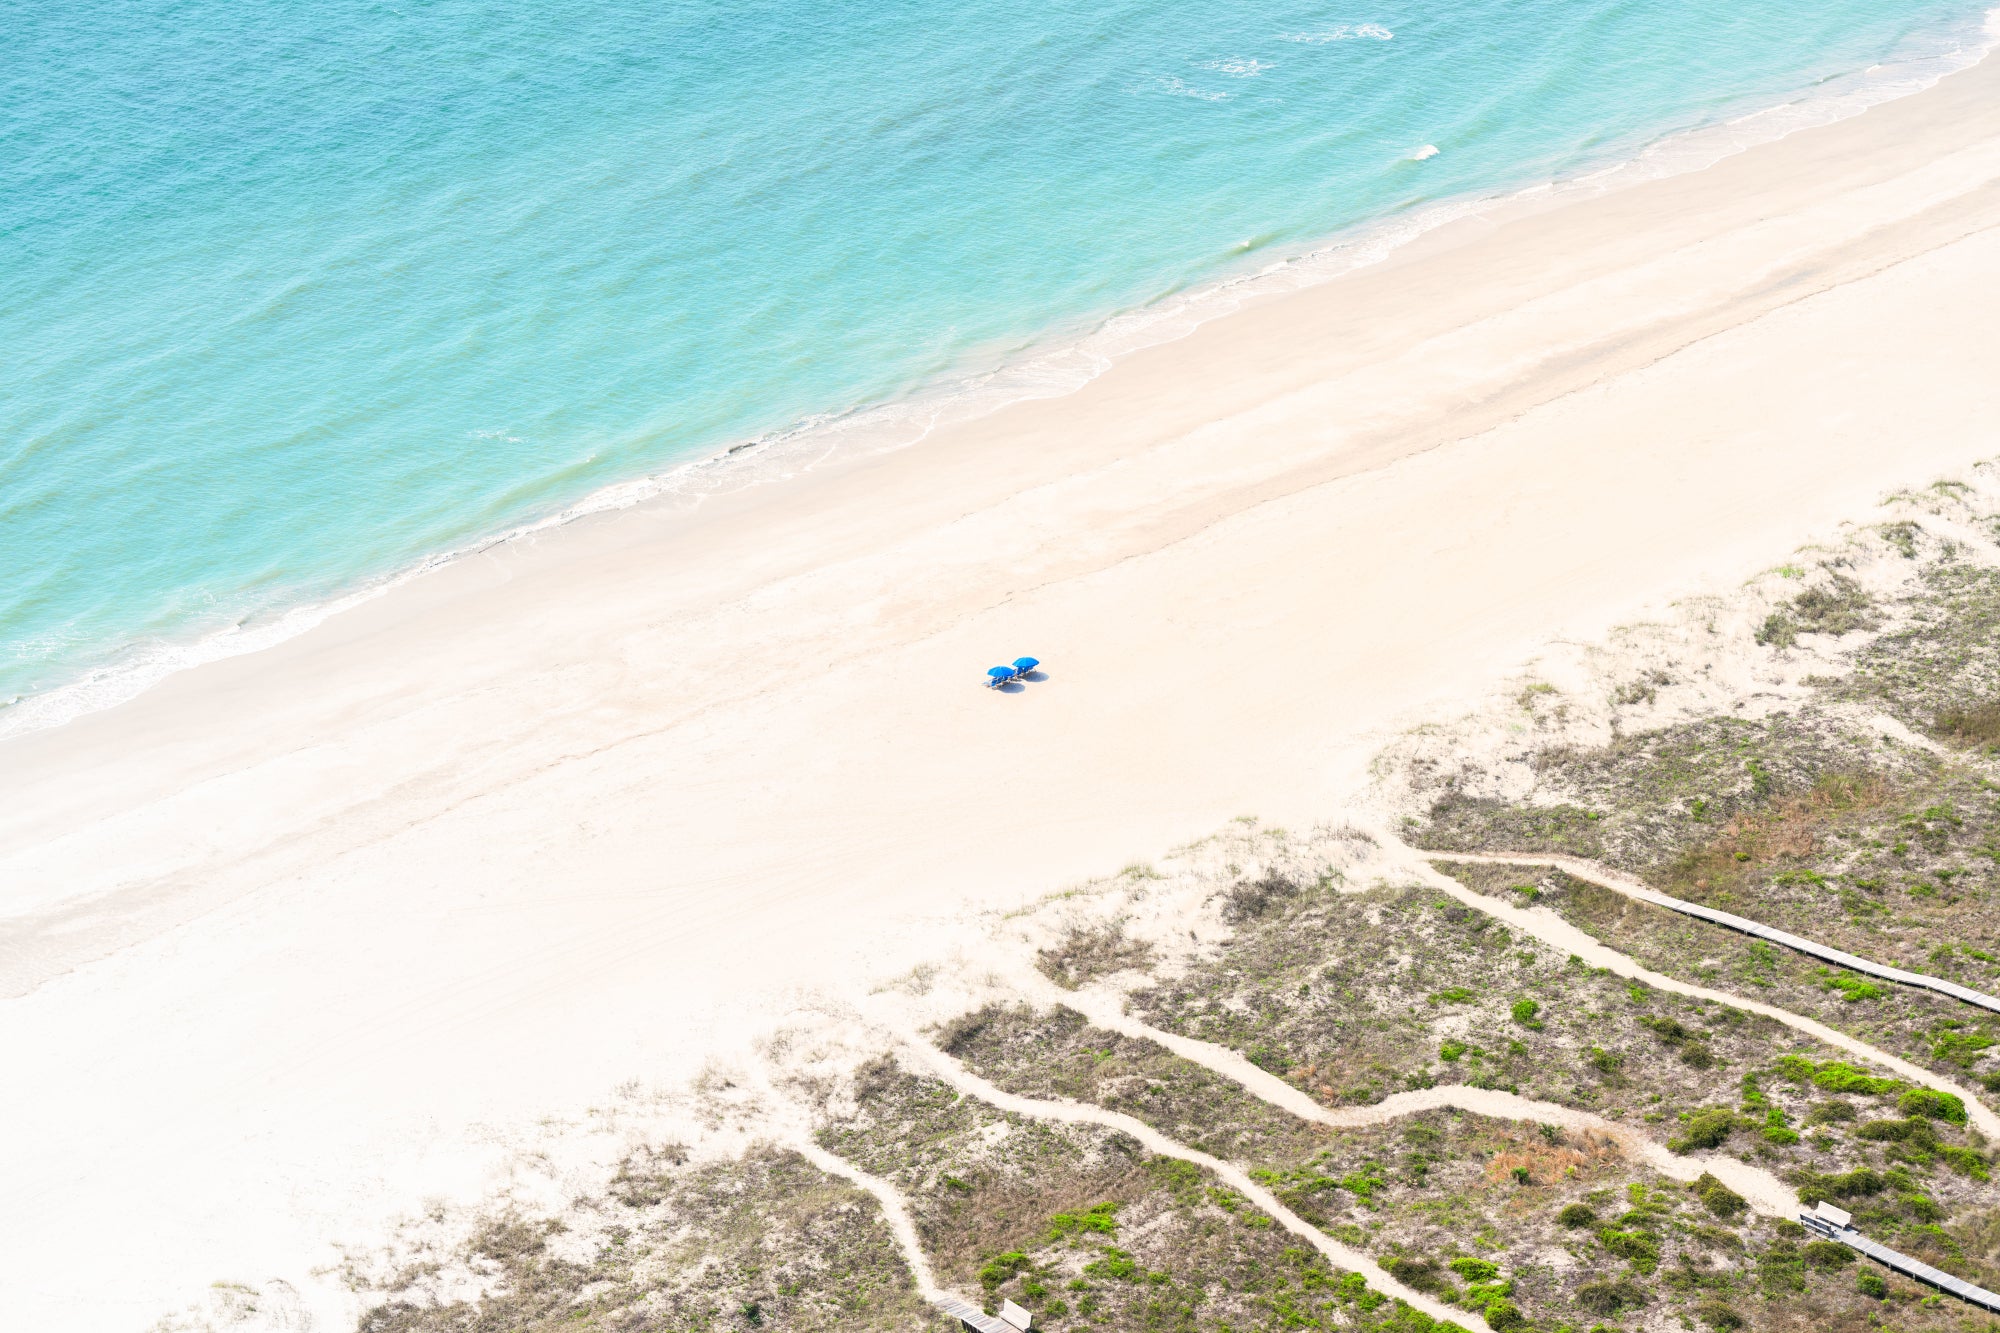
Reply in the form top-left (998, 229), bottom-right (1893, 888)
top-left (1628, 889), bottom-right (2000, 1015)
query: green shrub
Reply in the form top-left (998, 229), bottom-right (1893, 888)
top-left (1575, 1279), bottom-right (1649, 1314)
top-left (1642, 1015), bottom-right (1694, 1045)
top-left (1856, 1270), bottom-right (1888, 1298)
top-left (1598, 1229), bottom-right (1662, 1274)
top-left (1340, 1167), bottom-right (1387, 1204)
top-left (1696, 1299), bottom-right (1745, 1330)
top-left (1810, 1062), bottom-right (1902, 1097)
top-left (1802, 1240), bottom-right (1854, 1270)
top-left (1439, 1039), bottom-right (1468, 1062)
top-left (1794, 1167), bottom-right (1886, 1203)
top-left (1083, 1248), bottom-right (1139, 1281)
top-left (1822, 974), bottom-right (1884, 1003)
top-left (1383, 1255), bottom-right (1450, 1294)
top-left (1481, 1299), bottom-right (1527, 1330)
top-left (1047, 1201), bottom-right (1120, 1241)
top-left (1246, 1044), bottom-right (1292, 1075)
top-left (1671, 1108), bottom-right (1737, 1152)
top-left (1510, 998), bottom-right (1543, 1030)
top-left (1856, 1117), bottom-right (1937, 1146)
top-left (1448, 1257), bottom-right (1499, 1282)
top-left (1755, 612), bottom-right (1796, 649)
top-left (1911, 1222), bottom-right (1963, 1256)
top-left (1900, 1192), bottom-right (1944, 1222)
top-left (1691, 1172), bottom-right (1747, 1219)
top-left (1934, 1027), bottom-right (1997, 1068)
top-left (980, 1252), bottom-right (1031, 1289)
top-left (1145, 1157), bottom-right (1205, 1201)
top-left (1558, 1203), bottom-right (1597, 1228)
top-left (1756, 1241), bottom-right (1807, 1293)
top-left (1898, 1087), bottom-right (1968, 1124)
top-left (1939, 1144), bottom-right (1992, 1180)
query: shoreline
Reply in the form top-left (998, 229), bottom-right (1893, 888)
top-left (8, 39), bottom-right (2000, 1332)
top-left (6, 8), bottom-right (1994, 739)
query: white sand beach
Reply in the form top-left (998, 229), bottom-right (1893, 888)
top-left (7, 51), bottom-right (2000, 1330)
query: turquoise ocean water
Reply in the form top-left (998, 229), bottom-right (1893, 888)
top-left (3, 0), bottom-right (1995, 728)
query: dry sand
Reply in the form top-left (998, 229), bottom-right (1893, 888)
top-left (7, 51), bottom-right (2000, 1331)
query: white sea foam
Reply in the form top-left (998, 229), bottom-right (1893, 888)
top-left (1155, 75), bottom-right (1230, 101)
top-left (5, 10), bottom-right (1998, 741)
top-left (1279, 23), bottom-right (1393, 43)
top-left (1196, 57), bottom-right (1273, 77)
top-left (1544, 10), bottom-right (1997, 193)
top-left (1408, 144), bottom-right (1439, 160)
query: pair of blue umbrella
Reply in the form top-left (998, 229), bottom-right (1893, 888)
top-left (985, 656), bottom-right (1041, 688)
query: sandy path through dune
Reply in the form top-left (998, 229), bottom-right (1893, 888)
top-left (1044, 987), bottom-right (1798, 1217)
top-left (1427, 849), bottom-right (2000, 1014)
top-left (790, 1140), bottom-right (949, 1303)
top-left (1378, 837), bottom-right (2000, 1140)
top-left (892, 1037), bottom-right (1476, 1328)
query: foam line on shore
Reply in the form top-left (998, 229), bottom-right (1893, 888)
top-left (5, 16), bottom-right (1995, 742)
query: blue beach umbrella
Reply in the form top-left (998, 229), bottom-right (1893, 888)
top-left (986, 665), bottom-right (1018, 687)
top-left (1011, 657), bottom-right (1040, 674)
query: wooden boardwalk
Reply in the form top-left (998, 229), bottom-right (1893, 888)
top-left (936, 1295), bottom-right (1021, 1333)
top-left (1802, 1208), bottom-right (2000, 1313)
top-left (1428, 852), bottom-right (2000, 1016)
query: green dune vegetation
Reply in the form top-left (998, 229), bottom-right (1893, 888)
top-left (1104, 872), bottom-right (1994, 1331)
top-left (344, 489), bottom-right (2000, 1332)
top-left (1406, 515), bottom-right (2000, 1130)
top-left (354, 1143), bottom-right (942, 1333)
top-left (815, 1059), bottom-right (1436, 1332)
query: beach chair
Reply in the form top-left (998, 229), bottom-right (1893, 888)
top-left (985, 665), bottom-right (1018, 688)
